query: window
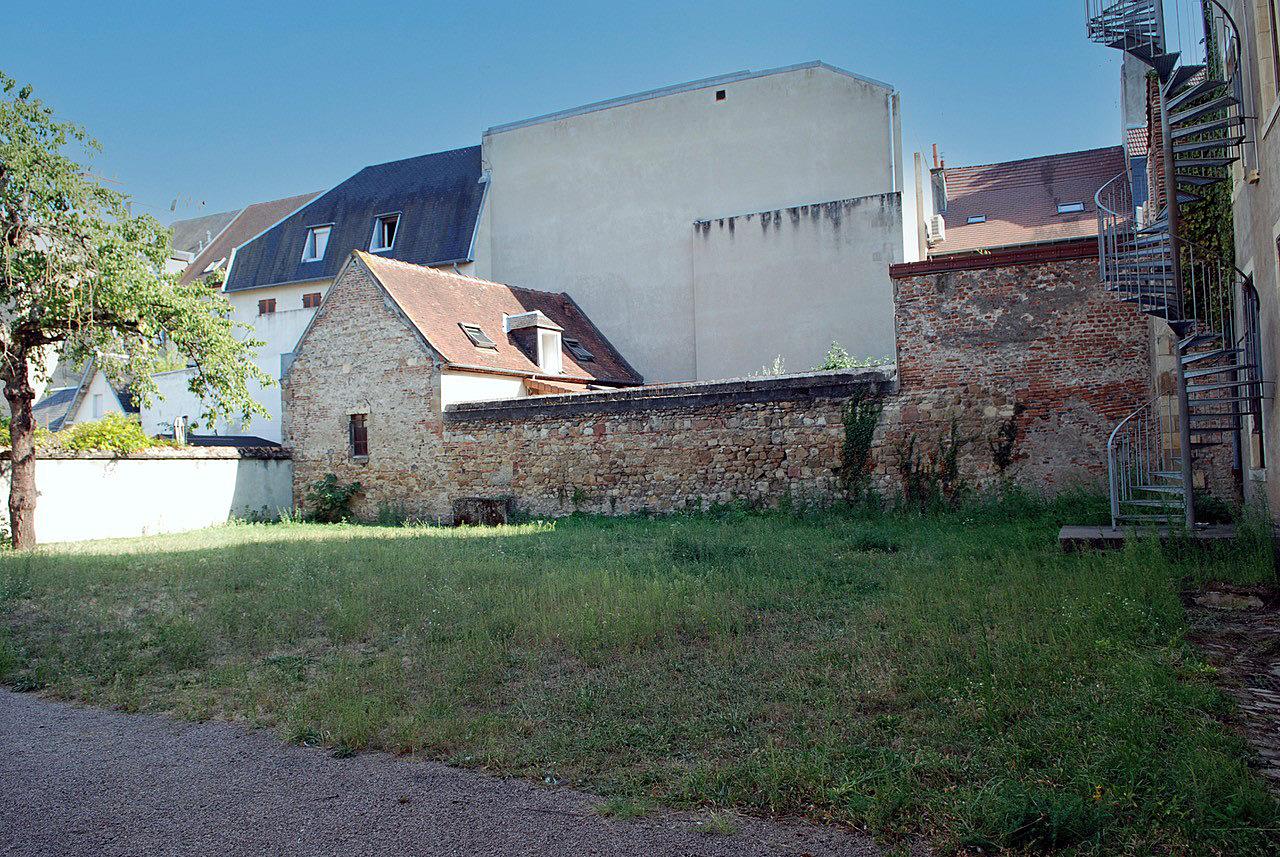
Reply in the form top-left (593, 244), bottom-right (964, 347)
top-left (564, 337), bottom-right (595, 362)
top-left (715, 89), bottom-right (726, 101)
top-left (303, 292), bottom-right (322, 309)
top-left (349, 413), bottom-right (369, 457)
top-left (966, 215), bottom-right (987, 224)
top-left (92, 394), bottom-right (103, 419)
top-left (1270, 0), bottom-right (1280, 98)
top-left (1057, 202), bottom-right (1085, 214)
top-left (301, 225), bottom-right (332, 262)
top-left (538, 329), bottom-right (563, 374)
top-left (258, 298), bottom-right (276, 315)
top-left (370, 213), bottom-right (400, 252)
top-left (460, 323), bottom-right (497, 349)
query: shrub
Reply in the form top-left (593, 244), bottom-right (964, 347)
top-left (813, 342), bottom-right (890, 371)
top-left (0, 416), bottom-right (56, 452)
top-left (305, 474), bottom-right (363, 523)
top-left (59, 413), bottom-right (153, 455)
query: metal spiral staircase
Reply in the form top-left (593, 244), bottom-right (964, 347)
top-left (1086, 0), bottom-right (1265, 529)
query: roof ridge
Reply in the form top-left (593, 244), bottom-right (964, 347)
top-left (354, 144), bottom-right (482, 174)
top-left (944, 145), bottom-right (1123, 174)
top-left (356, 251), bottom-right (570, 300)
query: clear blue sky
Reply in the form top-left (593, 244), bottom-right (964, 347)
top-left (4, 0), bottom-right (1125, 225)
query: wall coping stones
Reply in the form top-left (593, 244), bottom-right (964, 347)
top-left (888, 237), bottom-right (1098, 278)
top-left (0, 446), bottom-right (292, 462)
top-left (445, 368), bottom-right (897, 423)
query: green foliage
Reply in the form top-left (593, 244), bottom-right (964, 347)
top-left (813, 342), bottom-right (890, 371)
top-left (305, 474), bottom-right (363, 523)
top-left (0, 70), bottom-right (272, 430)
top-left (0, 507), bottom-right (1274, 853)
top-left (897, 420), bottom-right (974, 510)
top-left (0, 415), bottom-right (54, 451)
top-left (839, 390), bottom-right (882, 494)
top-left (59, 413), bottom-right (152, 455)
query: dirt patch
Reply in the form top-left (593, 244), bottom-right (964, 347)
top-left (1186, 584), bottom-right (1280, 791)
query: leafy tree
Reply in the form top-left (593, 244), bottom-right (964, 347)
top-left (0, 72), bottom-right (271, 548)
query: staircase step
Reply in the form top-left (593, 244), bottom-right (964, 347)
top-left (1174, 173), bottom-right (1226, 187)
top-left (1117, 245), bottom-right (1172, 257)
top-left (1117, 513), bottom-right (1185, 522)
top-left (1152, 470), bottom-right (1183, 480)
top-left (1180, 332), bottom-right (1221, 349)
top-left (1186, 362), bottom-right (1256, 380)
top-left (1134, 484), bottom-right (1187, 494)
top-left (1164, 64), bottom-right (1207, 95)
top-left (1182, 347), bottom-right (1244, 366)
top-left (1174, 135), bottom-right (1246, 155)
top-left (1177, 190), bottom-right (1203, 205)
top-left (1187, 378), bottom-right (1253, 393)
top-left (1169, 94), bottom-right (1240, 126)
top-left (1167, 78), bottom-right (1229, 113)
top-left (1172, 156), bottom-right (1236, 169)
top-left (1121, 499), bottom-right (1187, 508)
top-left (1172, 115), bottom-right (1246, 141)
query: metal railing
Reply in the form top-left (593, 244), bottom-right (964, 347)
top-left (1108, 394), bottom-right (1184, 529)
top-left (1095, 171), bottom-right (1177, 323)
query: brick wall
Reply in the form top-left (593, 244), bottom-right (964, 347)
top-left (890, 245), bottom-right (1153, 491)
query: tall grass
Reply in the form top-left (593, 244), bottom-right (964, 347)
top-left (0, 498), bottom-right (1276, 853)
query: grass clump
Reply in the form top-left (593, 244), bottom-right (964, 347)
top-left (0, 498), bottom-right (1275, 853)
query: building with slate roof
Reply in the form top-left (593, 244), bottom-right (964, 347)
top-left (156, 61), bottom-right (904, 441)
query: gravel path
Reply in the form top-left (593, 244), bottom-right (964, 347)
top-left (0, 690), bottom-right (901, 856)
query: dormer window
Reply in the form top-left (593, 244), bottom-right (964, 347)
top-left (966, 215), bottom-right (987, 224)
top-left (370, 213), bottom-right (399, 252)
top-left (564, 337), bottom-right (595, 362)
top-left (301, 225), bottom-right (331, 262)
top-left (538, 329), bottom-right (563, 374)
top-left (460, 323), bottom-right (497, 350)
top-left (1057, 202), bottom-right (1085, 214)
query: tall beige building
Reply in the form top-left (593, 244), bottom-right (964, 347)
top-left (473, 61), bottom-right (904, 381)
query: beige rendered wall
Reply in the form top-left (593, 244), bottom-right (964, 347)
top-left (1223, 0), bottom-right (1280, 519)
top-left (691, 194), bottom-right (901, 377)
top-left (476, 63), bottom-right (901, 383)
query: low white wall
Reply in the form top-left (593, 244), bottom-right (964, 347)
top-left (1, 450), bottom-right (293, 544)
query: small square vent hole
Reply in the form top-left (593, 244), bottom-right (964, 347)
top-left (715, 89), bottom-right (726, 101)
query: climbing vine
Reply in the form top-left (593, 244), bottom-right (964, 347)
top-left (839, 390), bottom-right (882, 495)
top-left (897, 420), bottom-right (975, 511)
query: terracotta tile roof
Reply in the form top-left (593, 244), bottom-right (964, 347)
top-left (180, 192), bottom-right (321, 286)
top-left (355, 252), bottom-right (642, 386)
top-left (931, 146), bottom-right (1126, 256)
top-left (1126, 125), bottom-right (1149, 158)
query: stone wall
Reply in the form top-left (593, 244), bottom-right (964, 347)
top-left (283, 259), bottom-right (451, 521)
top-left (445, 372), bottom-right (893, 517)
top-left (286, 241), bottom-right (1156, 521)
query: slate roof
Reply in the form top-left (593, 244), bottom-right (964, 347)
top-left (188, 434), bottom-right (281, 449)
top-left (170, 210), bottom-right (240, 257)
top-left (931, 146), bottom-right (1126, 256)
top-left (179, 192), bottom-right (321, 286)
top-left (32, 386), bottom-right (80, 432)
top-left (353, 252), bottom-right (642, 387)
top-left (225, 146), bottom-right (486, 293)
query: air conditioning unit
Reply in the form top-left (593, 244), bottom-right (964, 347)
top-left (925, 214), bottom-right (946, 246)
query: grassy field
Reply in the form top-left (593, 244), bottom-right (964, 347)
top-left (0, 496), bottom-right (1277, 854)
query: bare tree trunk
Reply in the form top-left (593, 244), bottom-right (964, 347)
top-left (4, 350), bottom-right (37, 550)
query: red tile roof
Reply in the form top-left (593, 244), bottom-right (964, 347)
top-left (180, 192), bottom-right (321, 286)
top-left (355, 252), bottom-right (642, 386)
top-left (930, 146), bottom-right (1126, 256)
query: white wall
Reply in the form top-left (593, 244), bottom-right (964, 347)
top-left (440, 370), bottom-right (527, 407)
top-left (143, 282), bottom-right (327, 441)
top-left (2, 454), bottom-right (293, 544)
top-left (691, 194), bottom-right (901, 378)
top-left (476, 62), bottom-right (902, 383)
top-left (64, 371), bottom-right (125, 427)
